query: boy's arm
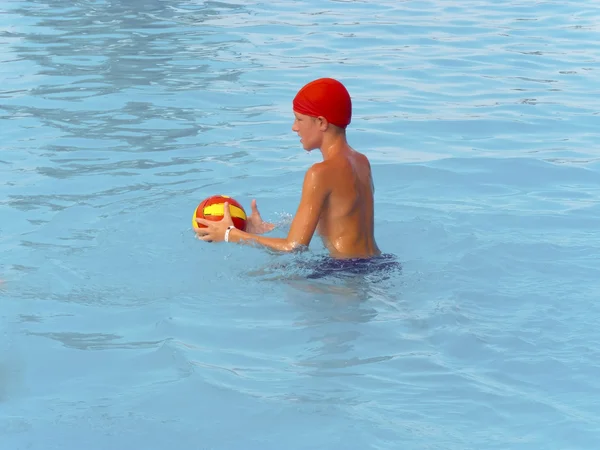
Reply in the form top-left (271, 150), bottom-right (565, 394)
top-left (225, 231), bottom-right (299, 252)
top-left (196, 165), bottom-right (329, 252)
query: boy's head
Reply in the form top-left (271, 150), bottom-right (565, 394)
top-left (292, 78), bottom-right (352, 130)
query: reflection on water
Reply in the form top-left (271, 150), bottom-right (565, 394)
top-left (26, 331), bottom-right (164, 351)
top-left (249, 253), bottom-right (405, 378)
top-left (4, 0), bottom-right (600, 446)
top-left (0, 359), bottom-right (24, 404)
top-left (2, 0), bottom-right (255, 158)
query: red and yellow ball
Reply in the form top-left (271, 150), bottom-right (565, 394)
top-left (192, 195), bottom-right (247, 232)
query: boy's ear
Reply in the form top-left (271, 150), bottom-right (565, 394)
top-left (317, 116), bottom-right (329, 130)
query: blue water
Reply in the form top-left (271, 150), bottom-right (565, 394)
top-left (2, 0), bottom-right (600, 448)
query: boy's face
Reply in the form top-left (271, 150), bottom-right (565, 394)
top-left (292, 111), bottom-right (322, 151)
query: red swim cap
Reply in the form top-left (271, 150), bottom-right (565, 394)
top-left (292, 78), bottom-right (352, 129)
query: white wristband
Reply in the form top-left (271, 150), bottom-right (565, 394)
top-left (224, 225), bottom-right (235, 242)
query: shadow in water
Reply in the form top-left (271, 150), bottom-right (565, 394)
top-left (245, 252), bottom-right (405, 381)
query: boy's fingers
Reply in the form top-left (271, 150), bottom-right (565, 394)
top-left (223, 202), bottom-right (232, 219)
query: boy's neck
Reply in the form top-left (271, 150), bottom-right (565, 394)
top-left (319, 131), bottom-right (350, 160)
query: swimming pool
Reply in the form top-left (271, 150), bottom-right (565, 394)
top-left (1, 0), bottom-right (600, 448)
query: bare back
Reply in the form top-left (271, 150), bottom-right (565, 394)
top-left (316, 149), bottom-right (380, 259)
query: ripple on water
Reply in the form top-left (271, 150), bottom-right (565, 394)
top-left (2, 0), bottom-right (600, 448)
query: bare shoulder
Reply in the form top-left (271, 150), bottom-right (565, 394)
top-left (302, 161), bottom-right (330, 187)
top-left (299, 163), bottom-right (332, 202)
top-left (350, 149), bottom-right (375, 190)
top-left (308, 160), bottom-right (336, 177)
top-left (353, 149), bottom-right (371, 167)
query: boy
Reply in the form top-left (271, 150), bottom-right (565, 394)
top-left (196, 78), bottom-right (381, 260)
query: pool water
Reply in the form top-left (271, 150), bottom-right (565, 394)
top-left (1, 1), bottom-right (600, 449)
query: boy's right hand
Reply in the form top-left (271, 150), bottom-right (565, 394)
top-left (245, 199), bottom-right (275, 234)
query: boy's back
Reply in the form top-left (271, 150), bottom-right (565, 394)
top-left (316, 148), bottom-right (380, 258)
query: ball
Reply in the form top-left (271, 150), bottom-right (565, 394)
top-left (192, 195), bottom-right (247, 231)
